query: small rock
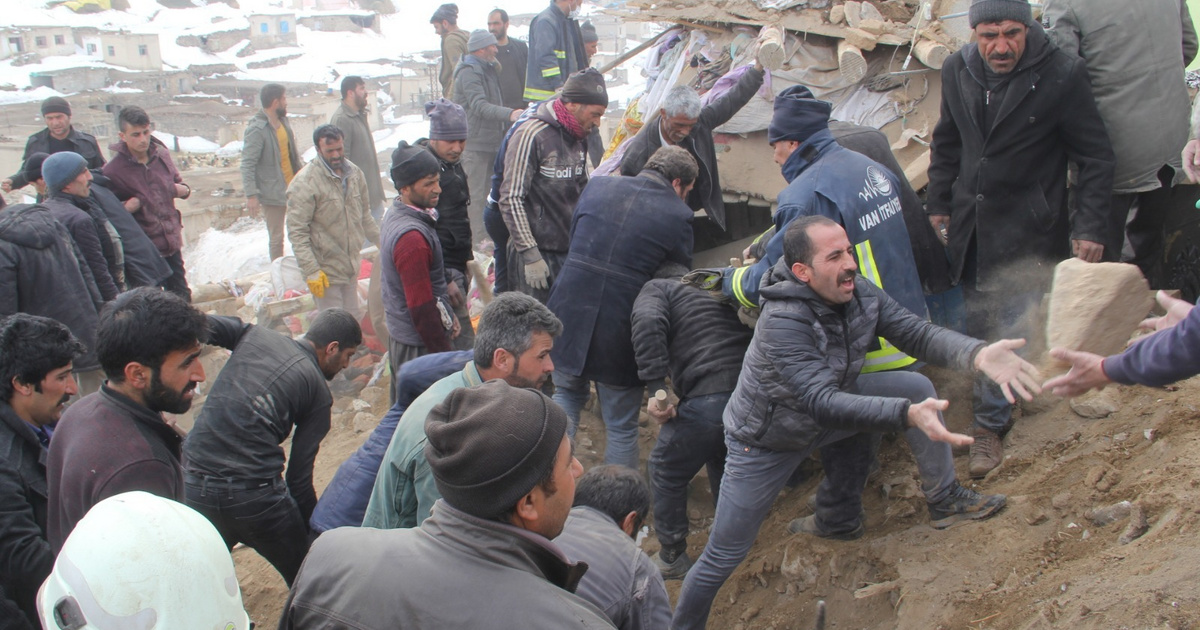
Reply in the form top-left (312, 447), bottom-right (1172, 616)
top-left (1113, 432), bottom-right (1129, 442)
top-left (351, 399), bottom-right (371, 412)
top-left (1069, 391), bottom-right (1118, 419)
top-left (689, 508), bottom-right (703, 520)
top-left (739, 606), bottom-right (760, 622)
top-left (1025, 508), bottom-right (1049, 526)
top-left (829, 4), bottom-right (845, 23)
top-left (844, 0), bottom-right (862, 26)
top-left (1144, 428), bottom-right (1157, 442)
top-left (359, 386), bottom-right (388, 412)
top-left (1085, 466), bottom-right (1107, 488)
top-left (1119, 503), bottom-right (1148, 544)
top-left (858, 18), bottom-right (887, 36)
top-left (1087, 500), bottom-right (1132, 526)
top-left (1051, 492), bottom-right (1072, 510)
top-left (858, 0), bottom-right (885, 22)
top-left (352, 411), bottom-right (377, 434)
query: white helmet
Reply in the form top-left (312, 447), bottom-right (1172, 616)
top-left (37, 491), bottom-right (251, 630)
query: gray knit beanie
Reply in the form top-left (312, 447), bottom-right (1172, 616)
top-left (424, 380), bottom-right (568, 519)
top-left (968, 0), bottom-right (1032, 28)
top-left (425, 98), bottom-right (468, 140)
top-left (41, 151), bottom-right (88, 193)
top-left (467, 29), bottom-right (498, 53)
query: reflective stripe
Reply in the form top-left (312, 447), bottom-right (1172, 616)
top-left (524, 87), bottom-right (556, 100)
top-left (862, 339), bottom-right (917, 373)
top-left (554, 49), bottom-right (566, 59)
top-left (855, 240), bottom-right (883, 289)
top-left (541, 66), bottom-right (561, 78)
top-left (730, 266), bottom-right (758, 308)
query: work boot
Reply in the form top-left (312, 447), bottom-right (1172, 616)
top-left (968, 425), bottom-right (1003, 478)
top-left (787, 514), bottom-right (865, 541)
top-left (651, 546), bottom-right (693, 580)
top-left (927, 482), bottom-right (1006, 529)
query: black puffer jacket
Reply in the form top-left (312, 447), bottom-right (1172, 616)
top-left (0, 401), bottom-right (52, 629)
top-left (631, 278), bottom-right (752, 400)
top-left (0, 204), bottom-right (103, 371)
top-left (90, 173), bottom-right (172, 289)
top-left (723, 259), bottom-right (983, 452)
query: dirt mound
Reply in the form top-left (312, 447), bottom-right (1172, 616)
top-left (235, 370), bottom-right (1200, 629)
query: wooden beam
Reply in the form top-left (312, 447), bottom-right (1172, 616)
top-left (596, 27), bottom-right (675, 75)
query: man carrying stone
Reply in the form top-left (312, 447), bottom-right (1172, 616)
top-left (487, 9), bottom-right (529, 111)
top-left (380, 142), bottom-right (459, 396)
top-left (183, 309), bottom-right (360, 586)
top-left (287, 124), bottom-right (379, 316)
top-left (431, 3), bottom-right (469, 100)
top-left (363, 292), bottom-right (560, 529)
top-left (499, 68), bottom-right (607, 303)
top-left (555, 465), bottom-right (671, 630)
top-left (3, 97), bottom-right (104, 194)
top-left (47, 288), bottom-right (209, 551)
top-left (419, 100), bottom-right (476, 350)
top-left (0, 315), bottom-right (82, 629)
top-left (618, 63), bottom-right (764, 232)
top-left (331, 76), bottom-right (387, 223)
top-left (546, 146), bottom-right (695, 470)
top-left (670, 216), bottom-right (1041, 629)
top-left (241, 84), bottom-right (302, 262)
top-left (926, 0), bottom-right (1115, 477)
top-left (281, 381), bottom-right (610, 629)
top-left (453, 29), bottom-right (522, 240)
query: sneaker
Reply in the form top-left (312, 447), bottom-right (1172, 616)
top-left (787, 514), bottom-right (865, 541)
top-left (651, 549), bottom-right (693, 580)
top-left (927, 482), bottom-right (1006, 529)
top-left (968, 426), bottom-right (1003, 478)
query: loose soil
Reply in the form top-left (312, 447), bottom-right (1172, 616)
top-left (233, 366), bottom-right (1200, 629)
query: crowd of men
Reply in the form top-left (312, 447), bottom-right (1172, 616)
top-left (2, 0), bottom-right (1200, 628)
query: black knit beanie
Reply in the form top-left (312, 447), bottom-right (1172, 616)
top-left (767, 85), bottom-right (832, 145)
top-left (424, 380), bottom-right (568, 519)
top-left (41, 96), bottom-right (70, 117)
top-left (560, 68), bottom-right (609, 106)
top-left (968, 0), bottom-right (1032, 28)
top-left (390, 140), bottom-right (439, 190)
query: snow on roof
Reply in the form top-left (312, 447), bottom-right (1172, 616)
top-left (0, 85), bottom-right (64, 105)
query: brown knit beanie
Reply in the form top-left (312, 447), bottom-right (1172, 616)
top-left (424, 380), bottom-right (568, 518)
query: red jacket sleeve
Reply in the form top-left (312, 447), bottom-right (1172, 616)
top-left (393, 231), bottom-right (450, 352)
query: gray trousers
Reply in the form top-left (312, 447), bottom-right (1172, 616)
top-left (316, 283), bottom-right (360, 319)
top-left (671, 370), bottom-right (956, 630)
top-left (462, 149), bottom-right (496, 246)
top-left (387, 337), bottom-right (426, 403)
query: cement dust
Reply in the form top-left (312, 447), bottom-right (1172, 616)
top-left (232, 371), bottom-right (1200, 629)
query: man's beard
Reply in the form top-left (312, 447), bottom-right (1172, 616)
top-left (275, 105), bottom-right (287, 118)
top-left (355, 94), bottom-right (368, 110)
top-left (144, 370), bottom-right (195, 414)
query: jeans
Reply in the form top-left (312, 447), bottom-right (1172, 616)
top-left (483, 203), bottom-right (509, 293)
top-left (963, 280), bottom-right (1041, 434)
top-left (162, 251), bottom-right (190, 302)
top-left (649, 392), bottom-right (730, 552)
top-left (553, 370), bottom-right (644, 471)
top-left (671, 431), bottom-right (868, 630)
top-left (184, 476), bottom-right (310, 586)
top-left (670, 370), bottom-right (957, 629)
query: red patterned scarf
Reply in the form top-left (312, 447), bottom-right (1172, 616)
top-left (553, 98), bottom-right (588, 140)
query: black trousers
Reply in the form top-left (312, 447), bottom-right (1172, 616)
top-left (161, 251), bottom-right (191, 302)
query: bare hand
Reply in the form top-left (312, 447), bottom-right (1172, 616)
top-left (929, 214), bottom-right (950, 245)
top-left (906, 398), bottom-right (972, 446)
top-left (446, 279), bottom-right (465, 309)
top-left (1072, 239), bottom-right (1104, 263)
top-left (1043, 348), bottom-right (1111, 398)
top-left (246, 196), bottom-right (261, 217)
top-left (174, 183), bottom-right (190, 198)
top-left (124, 197), bottom-right (142, 212)
top-left (509, 109), bottom-right (522, 122)
top-left (1183, 139), bottom-right (1200, 183)
top-left (1, 178), bottom-right (12, 193)
top-left (1139, 290), bottom-right (1194, 333)
top-left (973, 338), bottom-right (1042, 403)
top-left (450, 314), bottom-right (462, 339)
top-left (647, 401), bottom-right (676, 424)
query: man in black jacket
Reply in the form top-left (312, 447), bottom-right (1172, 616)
top-left (41, 152), bottom-right (122, 303)
top-left (183, 309), bottom-right (360, 586)
top-left (926, 0), bottom-right (1116, 477)
top-left (631, 264), bottom-right (753, 580)
top-left (2, 97), bottom-right (104, 194)
top-left (0, 315), bottom-right (82, 630)
top-left (618, 64), bottom-right (764, 232)
top-left (421, 99), bottom-right (475, 351)
top-left (671, 216), bottom-right (1041, 630)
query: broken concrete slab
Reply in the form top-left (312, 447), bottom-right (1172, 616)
top-left (1046, 258), bottom-right (1153, 367)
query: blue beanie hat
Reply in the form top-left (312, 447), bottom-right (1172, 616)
top-left (767, 85), bottom-right (832, 145)
top-left (41, 151), bottom-right (89, 193)
top-left (425, 98), bottom-right (468, 140)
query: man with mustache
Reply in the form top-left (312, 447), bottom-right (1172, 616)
top-left (363, 292), bottom-right (561, 529)
top-left (182, 308), bottom-right (361, 586)
top-left (671, 216), bottom-right (1043, 629)
top-left (926, 0), bottom-right (1115, 478)
top-left (46, 288), bottom-right (209, 551)
top-left (287, 124), bottom-right (379, 317)
top-left (0, 315), bottom-right (82, 629)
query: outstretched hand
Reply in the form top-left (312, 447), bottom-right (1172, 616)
top-left (906, 398), bottom-right (972, 446)
top-left (1139, 290), bottom-right (1193, 334)
top-left (1043, 348), bottom-right (1110, 398)
top-left (974, 339), bottom-right (1042, 403)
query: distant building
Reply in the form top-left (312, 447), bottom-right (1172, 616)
top-left (100, 31), bottom-right (163, 71)
top-left (249, 12), bottom-right (299, 49)
top-left (297, 11), bottom-right (380, 34)
top-left (30, 66), bottom-right (110, 92)
top-left (1, 26), bottom-right (76, 60)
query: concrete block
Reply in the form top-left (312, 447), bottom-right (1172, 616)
top-left (842, 27), bottom-right (879, 51)
top-left (1046, 258), bottom-right (1153, 364)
